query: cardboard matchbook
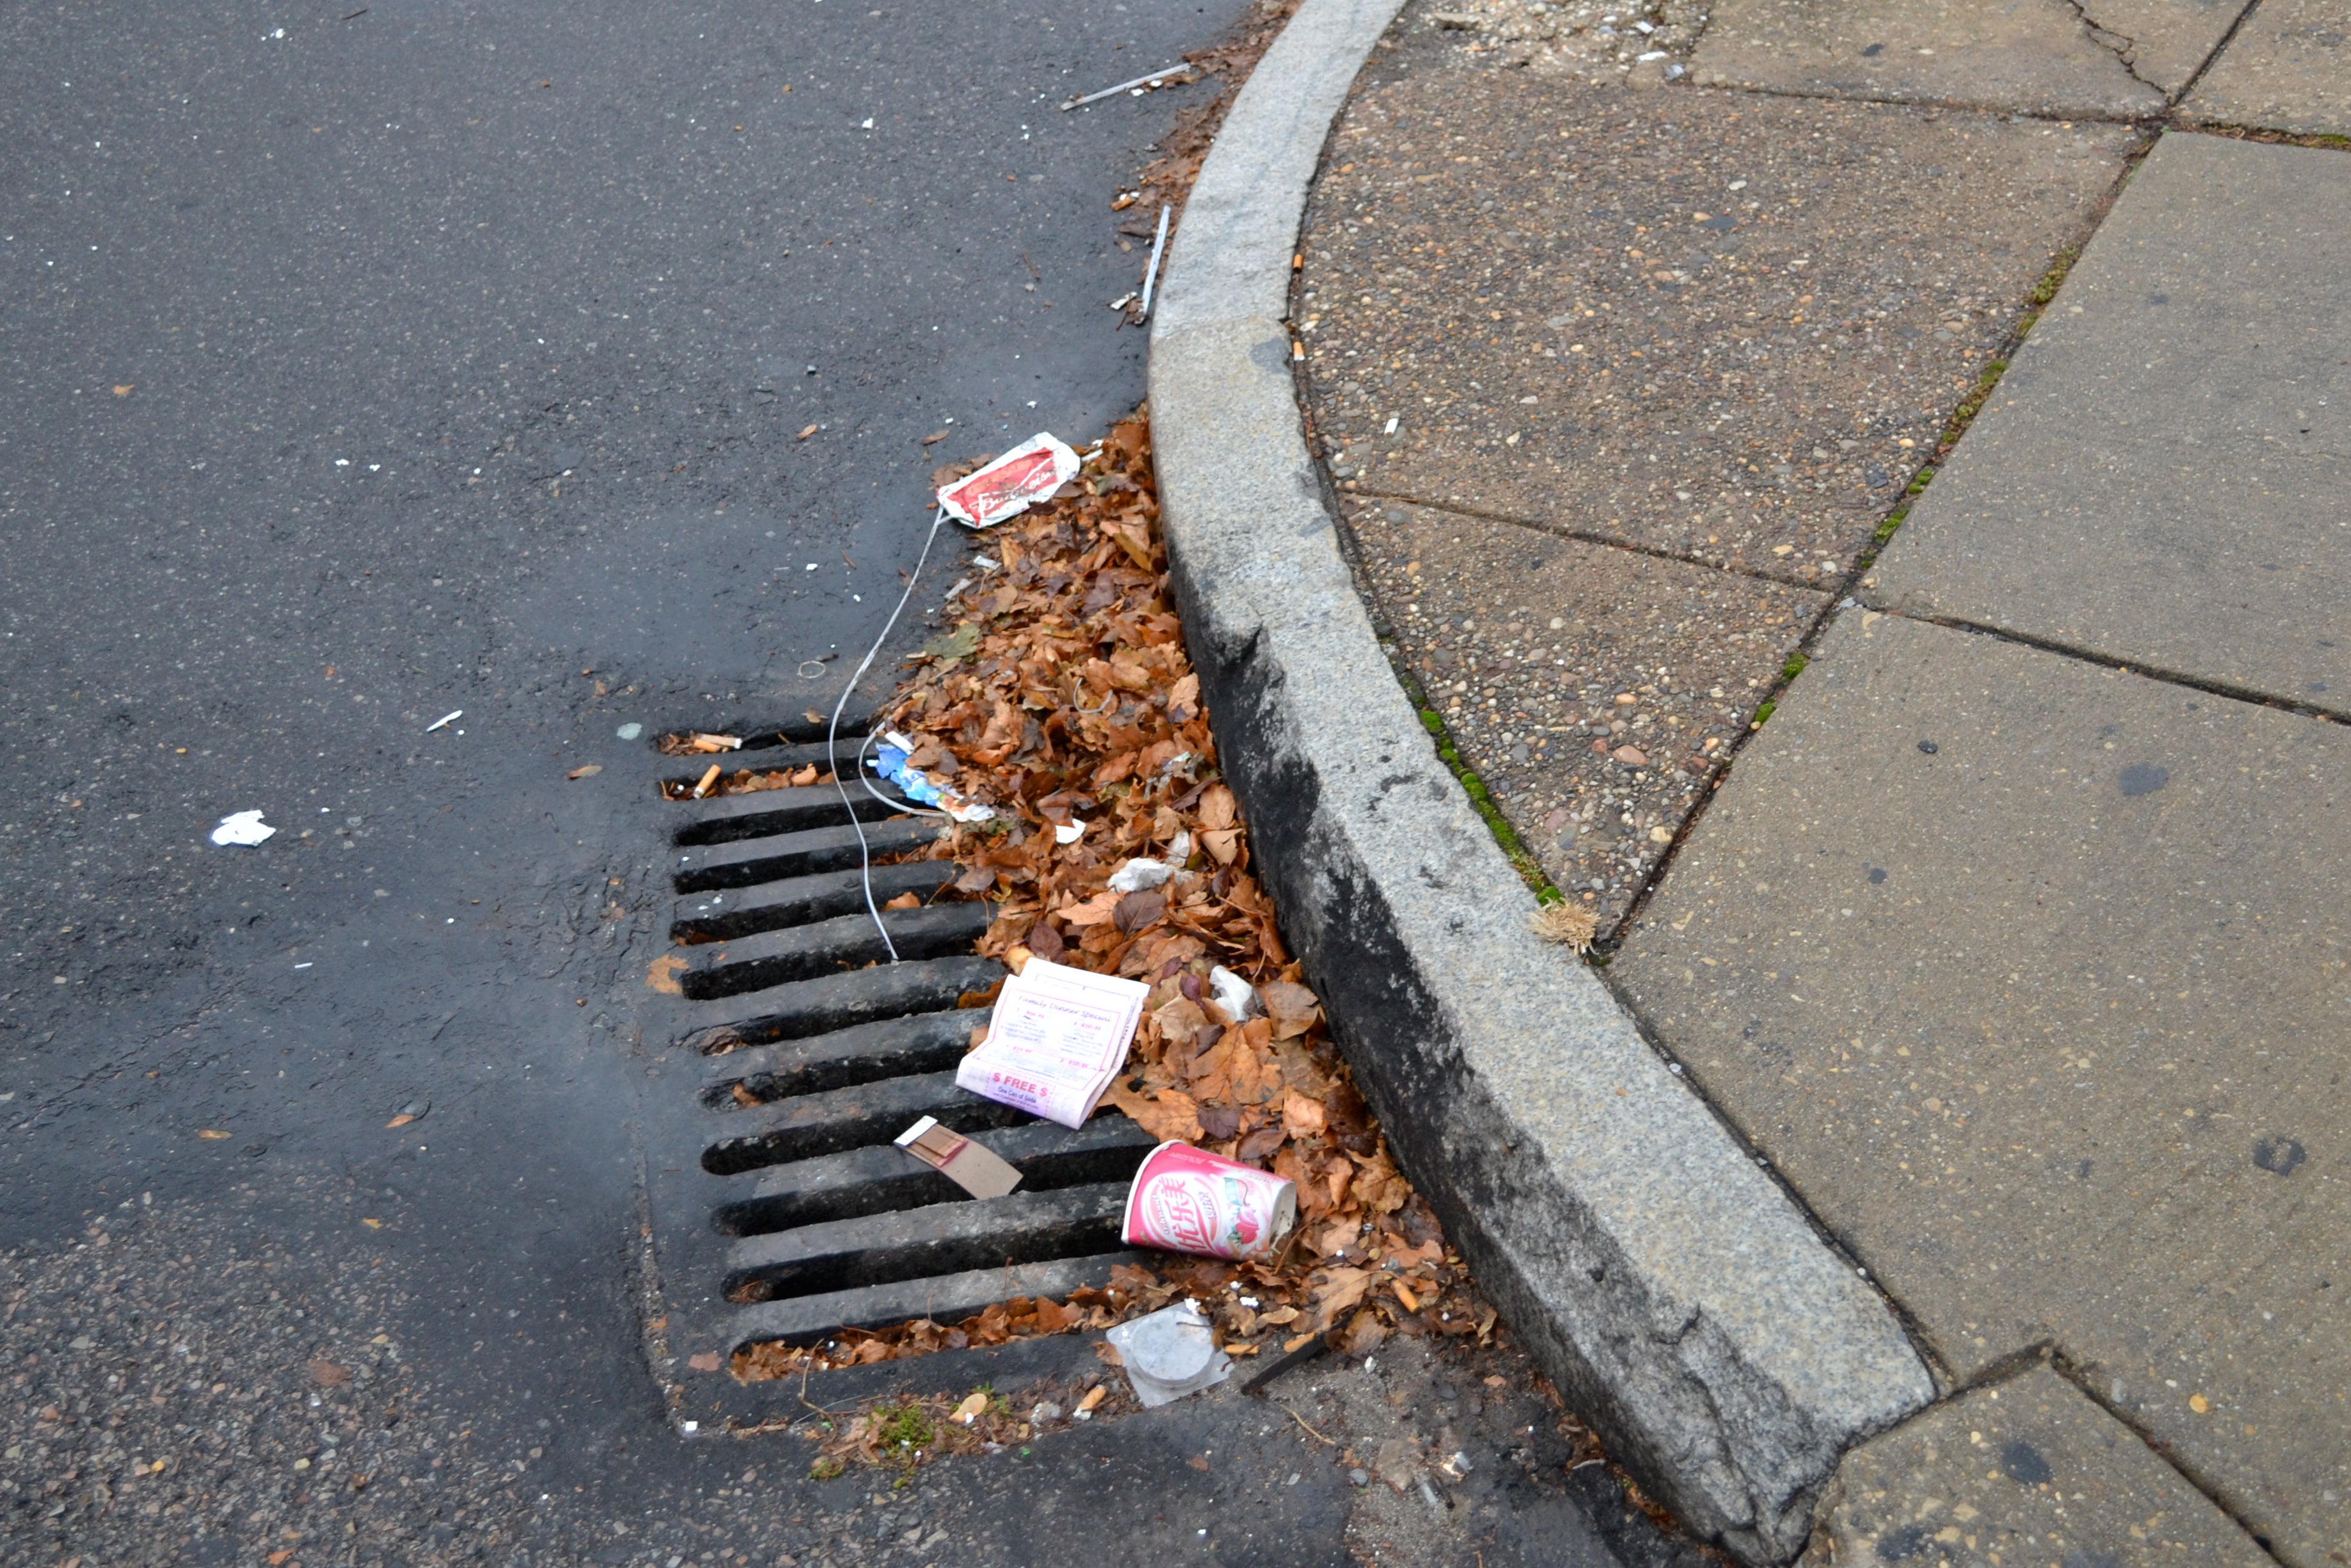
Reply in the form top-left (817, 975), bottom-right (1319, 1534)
top-left (893, 1116), bottom-right (1024, 1200)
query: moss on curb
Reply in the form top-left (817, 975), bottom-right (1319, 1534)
top-left (1416, 707), bottom-right (1567, 904)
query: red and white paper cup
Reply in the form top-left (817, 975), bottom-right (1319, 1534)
top-left (1121, 1142), bottom-right (1298, 1262)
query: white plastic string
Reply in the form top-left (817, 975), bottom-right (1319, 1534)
top-left (827, 503), bottom-right (951, 963)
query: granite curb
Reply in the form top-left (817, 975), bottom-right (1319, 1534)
top-left (1145, 3), bottom-right (1935, 1560)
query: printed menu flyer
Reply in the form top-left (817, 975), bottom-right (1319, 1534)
top-left (955, 956), bottom-right (1148, 1128)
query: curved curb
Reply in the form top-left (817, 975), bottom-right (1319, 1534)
top-left (1146, 8), bottom-right (1935, 1562)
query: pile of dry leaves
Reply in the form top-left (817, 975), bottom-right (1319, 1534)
top-left (734, 413), bottom-right (1493, 1384)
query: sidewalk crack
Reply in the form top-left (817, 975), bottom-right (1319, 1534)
top-left (2063, 0), bottom-right (2162, 95)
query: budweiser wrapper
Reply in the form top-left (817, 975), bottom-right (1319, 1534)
top-left (1120, 1141), bottom-right (1298, 1262)
top-left (936, 432), bottom-right (1080, 528)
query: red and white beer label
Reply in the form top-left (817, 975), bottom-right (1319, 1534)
top-left (1121, 1142), bottom-right (1298, 1262)
top-left (937, 433), bottom-right (1080, 528)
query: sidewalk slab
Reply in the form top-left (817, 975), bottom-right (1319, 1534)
top-left (1305, 73), bottom-right (2133, 579)
top-left (1346, 500), bottom-right (1828, 924)
top-left (1614, 609), bottom-right (2351, 1564)
top-left (1874, 132), bottom-right (2351, 711)
top-left (1687, 0), bottom-right (2172, 119)
top-left (2182, 0), bottom-right (2351, 137)
top-left (1800, 1365), bottom-right (2273, 1566)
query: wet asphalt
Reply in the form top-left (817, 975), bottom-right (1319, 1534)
top-left (0, 3), bottom-right (1693, 1564)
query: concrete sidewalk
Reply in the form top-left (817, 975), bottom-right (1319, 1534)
top-left (1292, 1), bottom-right (2347, 1562)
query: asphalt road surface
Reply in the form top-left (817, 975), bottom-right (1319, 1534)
top-left (0, 3), bottom-right (1694, 1564)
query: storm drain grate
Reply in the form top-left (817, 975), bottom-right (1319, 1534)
top-left (633, 718), bottom-right (1154, 1420)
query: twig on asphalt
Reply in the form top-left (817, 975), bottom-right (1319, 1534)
top-left (1275, 1404), bottom-right (1337, 1445)
top-left (1062, 67), bottom-right (1197, 111)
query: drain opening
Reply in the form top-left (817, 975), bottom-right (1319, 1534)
top-left (646, 718), bottom-right (1148, 1356)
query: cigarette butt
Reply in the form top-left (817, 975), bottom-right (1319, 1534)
top-left (1291, 341), bottom-right (1303, 361)
top-left (1074, 1385), bottom-right (1107, 1414)
top-left (1283, 1332), bottom-right (1319, 1353)
top-left (1292, 252), bottom-right (1303, 271)
top-left (692, 763), bottom-right (721, 798)
top-left (1393, 1280), bottom-right (1421, 1313)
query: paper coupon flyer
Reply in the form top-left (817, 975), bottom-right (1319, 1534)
top-left (955, 956), bottom-right (1148, 1128)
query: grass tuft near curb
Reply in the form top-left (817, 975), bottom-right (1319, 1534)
top-left (1851, 243), bottom-right (2082, 575)
top-left (1417, 705), bottom-right (1566, 905)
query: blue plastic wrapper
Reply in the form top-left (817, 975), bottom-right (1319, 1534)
top-left (869, 744), bottom-right (948, 810)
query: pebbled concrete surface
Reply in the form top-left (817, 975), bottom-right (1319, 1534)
top-left (1615, 610), bottom-right (2351, 1564)
top-left (1302, 69), bottom-right (2134, 580)
top-left (1338, 498), bottom-right (1827, 927)
top-left (1296, 45), bottom-right (2135, 937)
top-left (1875, 131), bottom-right (2351, 712)
top-left (2183, 0), bottom-right (2351, 137)
top-left (1686, 0), bottom-right (2179, 119)
top-left (1800, 1365), bottom-right (2271, 1567)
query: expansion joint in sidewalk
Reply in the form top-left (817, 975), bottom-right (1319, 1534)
top-left (1964, 1342), bottom-right (2291, 1562)
top-left (2164, 115), bottom-right (2351, 151)
top-left (1347, 486), bottom-right (1832, 596)
top-left (1321, 494), bottom-right (1572, 910)
top-left (2168, 0), bottom-right (2276, 110)
top-left (1675, 76), bottom-right (2160, 126)
top-left (1860, 605), bottom-right (2351, 728)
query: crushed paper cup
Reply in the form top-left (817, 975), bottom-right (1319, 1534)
top-left (1121, 1141), bottom-right (1298, 1262)
top-left (937, 432), bottom-right (1080, 528)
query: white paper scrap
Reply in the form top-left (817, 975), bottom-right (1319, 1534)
top-left (210, 810), bottom-right (276, 847)
top-left (1208, 965), bottom-right (1261, 1021)
top-left (1107, 857), bottom-right (1178, 893)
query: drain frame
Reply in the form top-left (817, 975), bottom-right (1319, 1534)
top-left (618, 719), bottom-right (1154, 1429)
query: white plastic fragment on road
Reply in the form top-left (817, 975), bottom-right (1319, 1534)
top-left (1104, 1300), bottom-right (1232, 1407)
top-left (936, 432), bottom-right (1080, 528)
top-left (616, 722), bottom-right (643, 740)
top-left (1139, 203), bottom-right (1171, 319)
top-left (209, 810), bottom-right (276, 847)
top-left (424, 710), bottom-right (461, 732)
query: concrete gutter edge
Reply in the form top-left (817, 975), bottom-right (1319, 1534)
top-left (1145, 5), bottom-right (1936, 1560)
